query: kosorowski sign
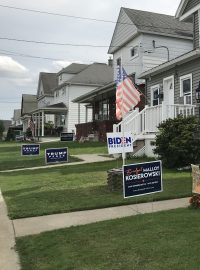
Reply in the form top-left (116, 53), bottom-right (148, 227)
top-left (106, 132), bottom-right (133, 154)
top-left (21, 144), bottom-right (40, 156)
top-left (123, 160), bottom-right (163, 198)
top-left (45, 147), bottom-right (68, 164)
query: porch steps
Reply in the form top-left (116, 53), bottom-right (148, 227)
top-left (132, 139), bottom-right (145, 157)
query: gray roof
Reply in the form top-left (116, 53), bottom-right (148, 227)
top-left (58, 63), bottom-right (88, 75)
top-left (66, 63), bottom-right (113, 85)
top-left (13, 109), bottom-right (21, 121)
top-left (1, 120), bottom-right (12, 131)
top-left (38, 72), bottom-right (57, 96)
top-left (123, 8), bottom-right (193, 39)
top-left (21, 94), bottom-right (37, 115)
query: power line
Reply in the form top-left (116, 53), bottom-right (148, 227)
top-left (0, 36), bottom-right (111, 47)
top-left (0, 3), bottom-right (193, 33)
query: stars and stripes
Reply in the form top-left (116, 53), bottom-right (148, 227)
top-left (28, 116), bottom-right (35, 136)
top-left (116, 66), bottom-right (141, 120)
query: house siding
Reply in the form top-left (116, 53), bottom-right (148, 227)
top-left (194, 11), bottom-right (199, 48)
top-left (183, 0), bottom-right (200, 14)
top-left (146, 57), bottom-right (200, 116)
top-left (108, 8), bottom-right (138, 54)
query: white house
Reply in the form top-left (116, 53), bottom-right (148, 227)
top-left (30, 63), bottom-right (113, 137)
top-left (113, 4), bottom-right (199, 157)
top-left (108, 8), bottom-right (193, 85)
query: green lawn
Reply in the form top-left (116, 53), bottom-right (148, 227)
top-left (0, 159), bottom-right (192, 219)
top-left (16, 208), bottom-right (199, 270)
top-left (0, 141), bottom-right (107, 170)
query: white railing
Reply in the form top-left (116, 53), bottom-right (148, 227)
top-left (113, 102), bottom-right (196, 136)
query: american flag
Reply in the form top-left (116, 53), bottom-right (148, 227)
top-left (28, 116), bottom-right (35, 136)
top-left (116, 66), bottom-right (141, 120)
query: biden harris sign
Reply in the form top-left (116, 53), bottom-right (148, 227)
top-left (45, 147), bottom-right (68, 164)
top-left (106, 132), bottom-right (133, 154)
top-left (123, 161), bottom-right (163, 199)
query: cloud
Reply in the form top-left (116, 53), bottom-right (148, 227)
top-left (52, 60), bottom-right (82, 71)
top-left (0, 56), bottom-right (29, 78)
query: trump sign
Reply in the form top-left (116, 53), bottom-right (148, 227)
top-left (107, 132), bottom-right (133, 154)
top-left (45, 147), bottom-right (68, 164)
top-left (21, 144), bottom-right (40, 156)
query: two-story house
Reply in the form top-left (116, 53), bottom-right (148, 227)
top-left (114, 0), bottom-right (200, 156)
top-left (73, 7), bottom-right (194, 142)
top-left (30, 63), bottom-right (113, 138)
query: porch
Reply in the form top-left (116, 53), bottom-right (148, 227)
top-left (113, 102), bottom-right (196, 136)
top-left (76, 120), bottom-right (116, 142)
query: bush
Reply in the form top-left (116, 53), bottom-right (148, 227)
top-left (154, 115), bottom-right (200, 168)
top-left (0, 120), bottom-right (5, 140)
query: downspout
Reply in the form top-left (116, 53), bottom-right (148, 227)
top-left (152, 40), bottom-right (170, 61)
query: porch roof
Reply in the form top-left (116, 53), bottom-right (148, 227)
top-left (139, 49), bottom-right (200, 79)
top-left (72, 81), bottom-right (115, 103)
top-left (31, 103), bottom-right (68, 114)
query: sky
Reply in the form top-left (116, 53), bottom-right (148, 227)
top-left (0, 0), bottom-right (181, 120)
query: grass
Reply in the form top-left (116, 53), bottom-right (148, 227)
top-left (0, 141), bottom-right (107, 170)
top-left (0, 158), bottom-right (192, 219)
top-left (16, 208), bottom-right (200, 270)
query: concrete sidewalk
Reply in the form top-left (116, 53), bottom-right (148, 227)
top-left (13, 197), bottom-right (189, 237)
top-left (0, 191), bottom-right (20, 270)
top-left (0, 154), bottom-right (116, 173)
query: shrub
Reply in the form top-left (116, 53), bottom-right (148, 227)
top-left (154, 115), bottom-right (200, 168)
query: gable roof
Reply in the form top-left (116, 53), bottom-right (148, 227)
top-left (2, 120), bottom-right (12, 131)
top-left (108, 8), bottom-right (193, 54)
top-left (21, 94), bottom-right (37, 115)
top-left (13, 109), bottom-right (21, 121)
top-left (57, 63), bottom-right (88, 76)
top-left (175, 0), bottom-right (200, 21)
top-left (56, 63), bottom-right (113, 89)
top-left (37, 72), bottom-right (57, 97)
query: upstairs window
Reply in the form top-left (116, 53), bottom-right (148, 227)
top-left (130, 46), bottom-right (138, 58)
top-left (180, 74), bottom-right (192, 105)
top-left (116, 57), bottom-right (121, 67)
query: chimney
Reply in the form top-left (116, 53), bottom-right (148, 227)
top-left (108, 57), bottom-right (113, 67)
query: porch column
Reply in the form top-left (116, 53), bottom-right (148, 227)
top-left (41, 110), bottom-right (44, 137)
top-left (38, 112), bottom-right (40, 137)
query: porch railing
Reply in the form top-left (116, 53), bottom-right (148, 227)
top-left (113, 102), bottom-right (196, 136)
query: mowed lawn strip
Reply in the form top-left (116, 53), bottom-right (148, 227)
top-left (0, 141), bottom-right (107, 170)
top-left (16, 208), bottom-right (199, 270)
top-left (0, 159), bottom-right (192, 219)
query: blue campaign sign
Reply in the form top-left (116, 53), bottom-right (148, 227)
top-left (123, 160), bottom-right (163, 199)
top-left (21, 144), bottom-right (40, 156)
top-left (45, 147), bottom-right (68, 164)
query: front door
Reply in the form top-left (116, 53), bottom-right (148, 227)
top-left (163, 76), bottom-right (174, 118)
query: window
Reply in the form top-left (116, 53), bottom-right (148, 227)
top-left (130, 46), bottom-right (138, 58)
top-left (59, 74), bottom-right (62, 81)
top-left (116, 57), bottom-right (121, 67)
top-left (55, 90), bottom-right (59, 97)
top-left (62, 88), bottom-right (66, 96)
top-left (99, 100), bottom-right (109, 120)
top-left (180, 74), bottom-right (192, 105)
top-left (151, 85), bottom-right (160, 106)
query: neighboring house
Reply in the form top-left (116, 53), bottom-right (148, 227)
top-left (21, 94), bottom-right (37, 132)
top-left (108, 8), bottom-right (193, 85)
top-left (11, 109), bottom-right (22, 127)
top-left (30, 63), bottom-right (113, 137)
top-left (1, 120), bottom-right (12, 139)
top-left (114, 0), bottom-right (200, 157)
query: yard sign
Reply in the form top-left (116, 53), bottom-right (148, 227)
top-left (106, 132), bottom-right (133, 154)
top-left (21, 144), bottom-right (40, 156)
top-left (45, 147), bottom-right (68, 164)
top-left (123, 160), bottom-right (163, 199)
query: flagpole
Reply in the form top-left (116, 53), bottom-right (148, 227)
top-left (121, 62), bottom-right (126, 167)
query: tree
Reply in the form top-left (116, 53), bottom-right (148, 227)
top-left (0, 120), bottom-right (5, 140)
top-left (154, 115), bottom-right (200, 168)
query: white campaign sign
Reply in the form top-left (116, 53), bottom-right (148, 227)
top-left (107, 132), bottom-right (133, 154)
